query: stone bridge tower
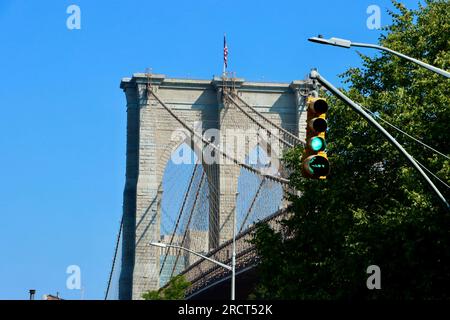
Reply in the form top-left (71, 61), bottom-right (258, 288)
top-left (119, 73), bottom-right (310, 299)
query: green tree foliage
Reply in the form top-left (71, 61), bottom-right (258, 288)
top-left (252, 0), bottom-right (450, 300)
top-left (142, 275), bottom-right (191, 300)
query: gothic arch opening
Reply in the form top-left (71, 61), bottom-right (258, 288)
top-left (159, 142), bottom-right (210, 286)
top-left (236, 144), bottom-right (283, 234)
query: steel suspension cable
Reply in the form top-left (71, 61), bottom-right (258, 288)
top-left (229, 91), bottom-right (305, 146)
top-left (238, 177), bottom-right (266, 234)
top-left (170, 171), bottom-right (206, 277)
top-left (223, 91), bottom-right (294, 148)
top-left (159, 164), bottom-right (200, 274)
top-left (104, 215), bottom-right (123, 300)
top-left (148, 89), bottom-right (290, 185)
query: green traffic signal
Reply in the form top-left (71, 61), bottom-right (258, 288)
top-left (309, 136), bottom-right (326, 151)
top-left (304, 155), bottom-right (330, 177)
top-left (303, 96), bottom-right (330, 179)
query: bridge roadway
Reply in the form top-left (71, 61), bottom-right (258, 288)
top-left (161, 208), bottom-right (291, 299)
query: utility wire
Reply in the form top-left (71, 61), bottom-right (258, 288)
top-left (413, 157), bottom-right (450, 190)
top-left (358, 105), bottom-right (449, 189)
top-left (360, 105), bottom-right (450, 160)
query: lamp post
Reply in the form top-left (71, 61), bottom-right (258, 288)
top-left (150, 242), bottom-right (236, 300)
top-left (231, 192), bottom-right (238, 301)
top-left (308, 36), bottom-right (450, 78)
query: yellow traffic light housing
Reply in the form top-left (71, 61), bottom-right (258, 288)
top-left (302, 97), bottom-right (330, 179)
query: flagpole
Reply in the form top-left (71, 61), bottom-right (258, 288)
top-left (223, 33), bottom-right (227, 78)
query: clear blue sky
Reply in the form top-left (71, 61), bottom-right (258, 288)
top-left (0, 0), bottom-right (420, 300)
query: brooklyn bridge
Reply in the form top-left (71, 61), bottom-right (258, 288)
top-left (105, 73), bottom-right (315, 300)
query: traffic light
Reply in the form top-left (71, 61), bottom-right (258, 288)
top-left (301, 96), bottom-right (330, 179)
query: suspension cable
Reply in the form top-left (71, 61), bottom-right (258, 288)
top-left (223, 91), bottom-right (294, 148)
top-left (229, 91), bottom-right (305, 146)
top-left (160, 164), bottom-right (200, 274)
top-left (104, 215), bottom-right (123, 300)
top-left (170, 171), bottom-right (206, 277)
top-left (148, 89), bottom-right (290, 185)
top-left (238, 177), bottom-right (266, 234)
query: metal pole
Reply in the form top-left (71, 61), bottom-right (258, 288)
top-left (231, 192), bottom-right (238, 300)
top-left (164, 244), bottom-right (232, 271)
top-left (351, 42), bottom-right (450, 79)
top-left (29, 289), bottom-right (36, 300)
top-left (310, 70), bottom-right (449, 210)
top-left (308, 37), bottom-right (450, 79)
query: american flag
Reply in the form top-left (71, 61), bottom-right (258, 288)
top-left (223, 34), bottom-right (228, 69)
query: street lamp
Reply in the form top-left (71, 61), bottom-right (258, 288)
top-left (151, 193), bottom-right (239, 300)
top-left (308, 35), bottom-right (450, 78)
top-left (150, 241), bottom-right (236, 300)
top-left (231, 192), bottom-right (238, 301)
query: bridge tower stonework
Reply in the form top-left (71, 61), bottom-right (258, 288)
top-left (119, 74), bottom-right (310, 300)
